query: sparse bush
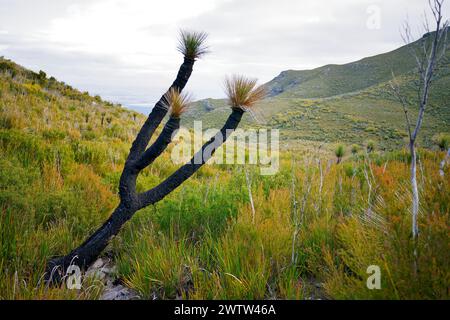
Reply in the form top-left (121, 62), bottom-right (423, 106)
top-left (351, 144), bottom-right (359, 155)
top-left (335, 144), bottom-right (345, 163)
top-left (38, 70), bottom-right (47, 81)
top-left (366, 140), bottom-right (376, 153)
top-left (433, 133), bottom-right (450, 151)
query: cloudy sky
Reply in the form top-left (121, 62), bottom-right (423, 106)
top-left (0, 0), bottom-right (447, 111)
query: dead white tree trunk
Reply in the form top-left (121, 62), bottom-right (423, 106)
top-left (290, 156), bottom-right (298, 264)
top-left (410, 141), bottom-right (420, 239)
top-left (390, 0), bottom-right (448, 246)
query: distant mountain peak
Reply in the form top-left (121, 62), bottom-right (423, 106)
top-left (263, 34), bottom-right (444, 100)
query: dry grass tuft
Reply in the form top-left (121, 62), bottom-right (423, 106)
top-left (164, 87), bottom-right (193, 118)
top-left (224, 75), bottom-right (266, 111)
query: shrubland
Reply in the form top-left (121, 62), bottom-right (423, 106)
top-left (0, 57), bottom-right (449, 299)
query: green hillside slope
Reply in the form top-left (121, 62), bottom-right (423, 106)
top-left (184, 32), bottom-right (450, 151)
top-left (265, 47), bottom-right (415, 99)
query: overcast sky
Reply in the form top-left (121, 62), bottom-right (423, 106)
top-left (0, 0), bottom-right (448, 110)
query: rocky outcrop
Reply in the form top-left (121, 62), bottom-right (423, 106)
top-left (85, 257), bottom-right (140, 300)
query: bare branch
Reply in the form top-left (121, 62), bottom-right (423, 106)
top-left (389, 72), bottom-right (413, 140)
top-left (411, 0), bottom-right (446, 141)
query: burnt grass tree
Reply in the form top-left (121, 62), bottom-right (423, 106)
top-left (46, 31), bottom-right (266, 283)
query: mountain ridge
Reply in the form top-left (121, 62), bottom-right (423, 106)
top-left (183, 31), bottom-right (450, 150)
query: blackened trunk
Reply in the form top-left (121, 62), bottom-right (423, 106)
top-left (138, 108), bottom-right (244, 208)
top-left (46, 109), bottom-right (245, 283)
top-left (45, 57), bottom-right (197, 283)
top-left (134, 117), bottom-right (180, 171)
top-left (46, 204), bottom-right (134, 281)
top-left (127, 58), bottom-right (194, 161)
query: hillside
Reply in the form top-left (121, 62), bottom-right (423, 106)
top-left (184, 32), bottom-right (450, 150)
top-left (0, 57), bottom-right (144, 143)
top-left (263, 32), bottom-right (425, 99)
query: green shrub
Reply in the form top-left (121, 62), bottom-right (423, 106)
top-left (366, 140), bottom-right (376, 153)
top-left (335, 144), bottom-right (345, 163)
top-left (433, 133), bottom-right (450, 151)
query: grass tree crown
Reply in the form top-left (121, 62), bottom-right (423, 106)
top-left (335, 144), bottom-right (345, 158)
top-left (177, 30), bottom-right (209, 60)
top-left (163, 87), bottom-right (193, 118)
top-left (224, 75), bottom-right (266, 111)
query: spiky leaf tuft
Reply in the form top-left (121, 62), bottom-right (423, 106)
top-left (177, 30), bottom-right (209, 60)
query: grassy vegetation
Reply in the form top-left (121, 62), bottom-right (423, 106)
top-left (0, 55), bottom-right (449, 300)
top-left (103, 149), bottom-right (450, 300)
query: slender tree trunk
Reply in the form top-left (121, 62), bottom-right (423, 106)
top-left (290, 157), bottom-right (298, 264)
top-left (410, 140), bottom-right (419, 275)
top-left (388, 0), bottom-right (447, 277)
top-left (316, 158), bottom-right (323, 215)
top-left (410, 140), bottom-right (419, 240)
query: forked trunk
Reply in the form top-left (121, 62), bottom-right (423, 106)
top-left (45, 57), bottom-right (196, 282)
top-left (46, 109), bottom-right (245, 282)
top-left (44, 35), bottom-right (256, 284)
